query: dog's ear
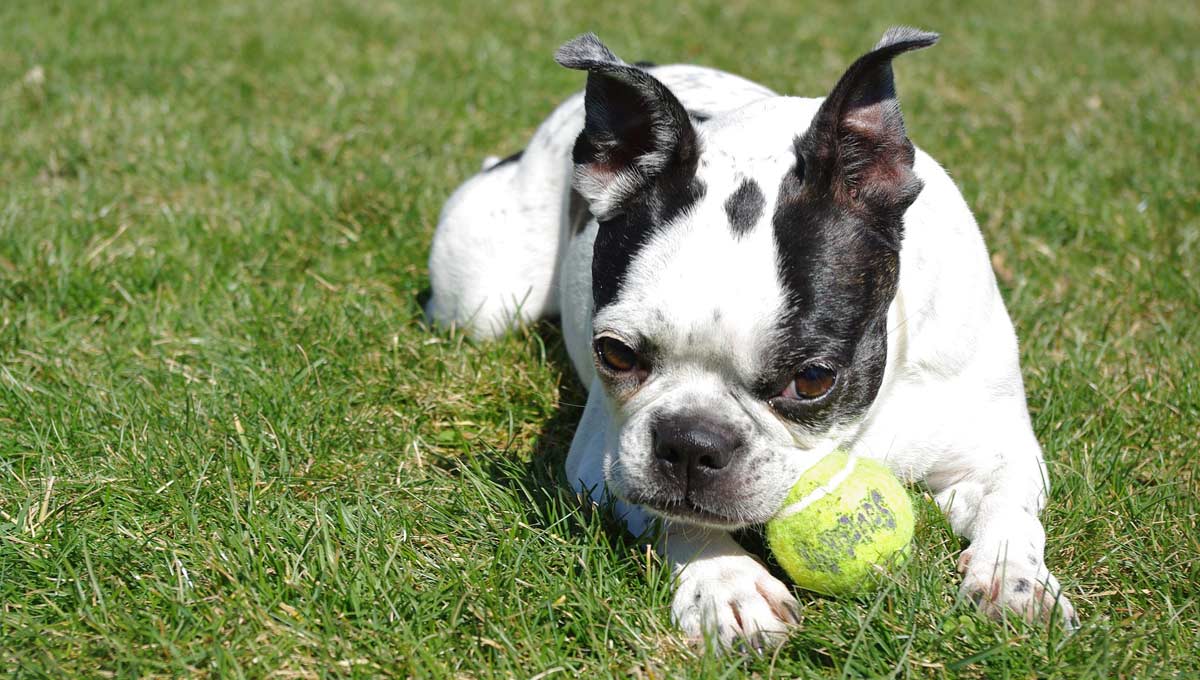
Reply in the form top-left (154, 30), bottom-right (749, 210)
top-left (797, 27), bottom-right (938, 228)
top-left (556, 34), bottom-right (698, 219)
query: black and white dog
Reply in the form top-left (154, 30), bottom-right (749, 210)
top-left (426, 27), bottom-right (1077, 649)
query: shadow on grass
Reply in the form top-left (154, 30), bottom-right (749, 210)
top-left (477, 320), bottom-right (652, 549)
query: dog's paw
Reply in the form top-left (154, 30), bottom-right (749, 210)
top-left (957, 548), bottom-right (1079, 631)
top-left (671, 554), bottom-right (800, 653)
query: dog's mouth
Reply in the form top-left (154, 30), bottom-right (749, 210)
top-left (628, 494), bottom-right (751, 529)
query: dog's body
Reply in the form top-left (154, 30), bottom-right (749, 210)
top-left (427, 29), bottom-right (1076, 648)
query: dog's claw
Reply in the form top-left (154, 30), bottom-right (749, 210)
top-left (959, 552), bottom-right (1077, 630)
top-left (782, 600), bottom-right (802, 625)
top-left (957, 550), bottom-right (973, 574)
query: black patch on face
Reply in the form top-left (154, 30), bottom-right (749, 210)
top-left (753, 27), bottom-right (936, 431)
top-left (1014, 578), bottom-right (1032, 594)
top-left (758, 165), bottom-right (899, 431)
top-left (591, 175), bottom-right (705, 310)
top-left (487, 149), bottom-right (523, 171)
top-left (724, 178), bottom-right (765, 237)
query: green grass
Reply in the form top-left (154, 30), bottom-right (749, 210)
top-left (1, 0), bottom-right (1197, 677)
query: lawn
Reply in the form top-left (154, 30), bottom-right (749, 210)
top-left (1, 0), bottom-right (1197, 677)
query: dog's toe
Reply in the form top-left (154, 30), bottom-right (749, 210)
top-left (671, 555), bottom-right (799, 653)
top-left (960, 555), bottom-right (1077, 631)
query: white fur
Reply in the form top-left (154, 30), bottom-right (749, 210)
top-left (427, 62), bottom-right (1077, 650)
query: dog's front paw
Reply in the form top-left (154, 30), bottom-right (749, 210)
top-left (958, 548), bottom-right (1079, 631)
top-left (671, 554), bottom-right (800, 653)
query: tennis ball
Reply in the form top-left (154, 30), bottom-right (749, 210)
top-left (766, 451), bottom-right (913, 596)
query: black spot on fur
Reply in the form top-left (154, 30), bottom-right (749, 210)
top-left (725, 178), bottom-right (765, 237)
top-left (1014, 578), bottom-right (1031, 593)
top-left (1028, 554), bottom-right (1039, 566)
top-left (487, 149), bottom-right (523, 171)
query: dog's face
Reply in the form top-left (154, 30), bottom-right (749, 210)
top-left (556, 30), bottom-right (936, 529)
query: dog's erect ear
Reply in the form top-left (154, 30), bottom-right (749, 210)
top-left (556, 34), bottom-right (698, 219)
top-left (798, 27), bottom-right (938, 225)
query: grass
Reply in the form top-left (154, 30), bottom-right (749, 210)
top-left (0, 0), bottom-right (1197, 676)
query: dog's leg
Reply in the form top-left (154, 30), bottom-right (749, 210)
top-left (924, 429), bottom-right (1079, 630)
top-left (566, 387), bottom-right (798, 651)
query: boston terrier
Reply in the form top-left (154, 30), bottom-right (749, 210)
top-left (426, 27), bottom-right (1078, 650)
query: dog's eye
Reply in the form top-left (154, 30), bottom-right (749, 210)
top-left (595, 336), bottom-right (639, 374)
top-left (784, 364), bottom-right (836, 400)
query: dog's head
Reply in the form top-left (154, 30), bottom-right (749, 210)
top-left (557, 29), bottom-right (936, 529)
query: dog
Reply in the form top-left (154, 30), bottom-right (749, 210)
top-left (425, 27), bottom-right (1078, 650)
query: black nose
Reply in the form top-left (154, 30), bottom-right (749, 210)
top-left (652, 414), bottom-right (744, 479)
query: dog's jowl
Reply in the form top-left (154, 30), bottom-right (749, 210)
top-left (427, 27), bottom-right (1078, 651)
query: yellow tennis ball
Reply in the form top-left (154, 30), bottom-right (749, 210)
top-left (766, 451), bottom-right (914, 596)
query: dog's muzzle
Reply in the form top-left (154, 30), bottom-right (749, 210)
top-left (636, 413), bottom-right (751, 523)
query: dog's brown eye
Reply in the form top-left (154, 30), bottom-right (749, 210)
top-left (786, 364), bottom-right (836, 400)
top-left (595, 337), bottom-right (638, 373)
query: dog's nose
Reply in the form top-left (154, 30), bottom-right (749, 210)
top-left (652, 415), bottom-right (743, 478)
